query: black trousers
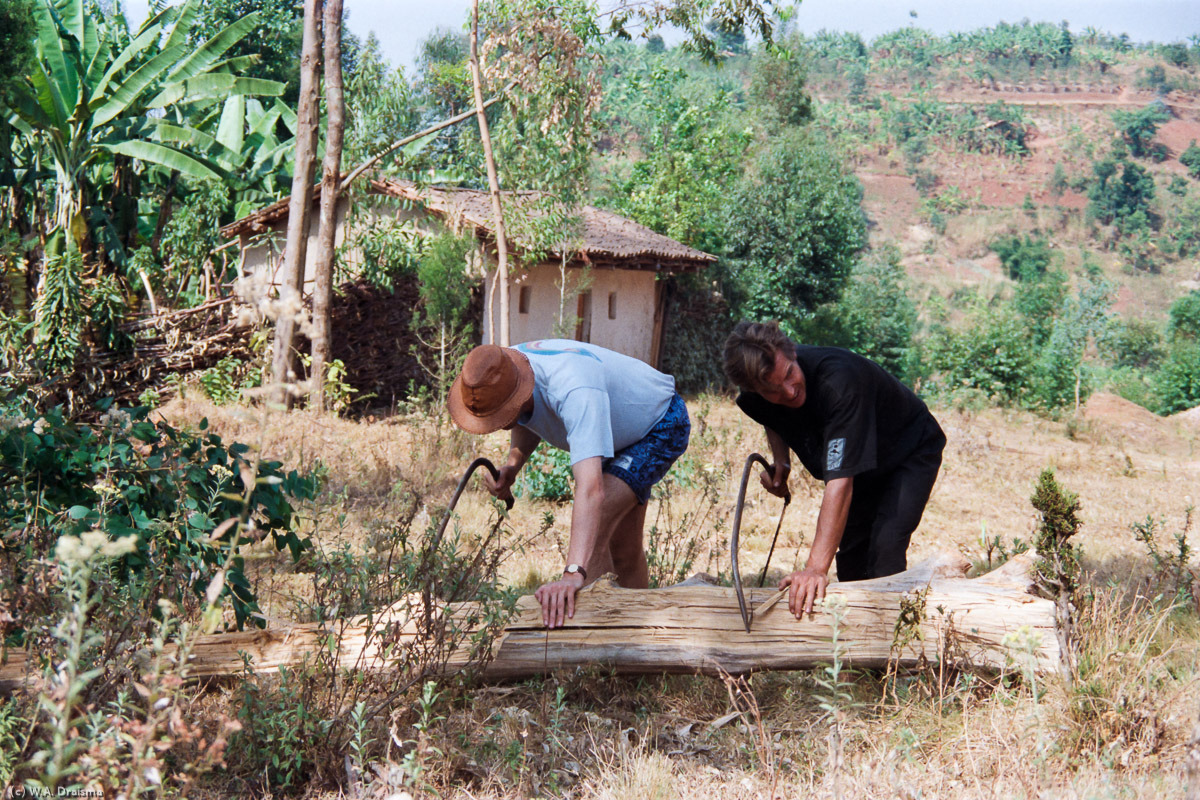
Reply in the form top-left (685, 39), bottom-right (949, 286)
top-left (834, 435), bottom-right (945, 582)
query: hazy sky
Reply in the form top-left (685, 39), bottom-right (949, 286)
top-left (123, 1), bottom-right (1200, 73)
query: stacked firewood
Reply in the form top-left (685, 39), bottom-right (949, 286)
top-left (76, 297), bottom-right (255, 412)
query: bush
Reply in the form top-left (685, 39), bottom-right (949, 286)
top-left (991, 234), bottom-right (1054, 280)
top-left (0, 399), bottom-right (318, 633)
top-left (1168, 290), bottom-right (1200, 341)
top-left (658, 272), bottom-right (734, 393)
top-left (927, 307), bottom-right (1035, 405)
top-left (1013, 266), bottom-right (1068, 345)
top-left (1027, 274), bottom-right (1114, 410)
top-left (1182, 141), bottom-right (1200, 179)
top-left (1102, 317), bottom-right (1165, 370)
top-left (1154, 341), bottom-right (1200, 414)
top-left (748, 43), bottom-right (814, 127)
top-left (515, 445), bottom-right (573, 502)
top-left (1111, 103), bottom-right (1171, 160)
top-left (1173, 195), bottom-right (1200, 258)
top-left (1087, 157), bottom-right (1157, 232)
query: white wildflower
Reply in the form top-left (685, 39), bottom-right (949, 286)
top-left (100, 534), bottom-right (138, 558)
top-left (32, 417), bottom-right (47, 435)
top-left (55, 535), bottom-right (83, 565)
top-left (80, 530), bottom-right (109, 560)
top-left (56, 531), bottom-right (137, 566)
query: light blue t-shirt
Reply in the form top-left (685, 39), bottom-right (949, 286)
top-left (513, 340), bottom-right (675, 465)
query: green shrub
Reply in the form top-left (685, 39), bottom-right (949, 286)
top-left (0, 399), bottom-right (318, 632)
top-left (658, 272), bottom-right (733, 393)
top-left (725, 129), bottom-right (866, 333)
top-left (1182, 140), bottom-right (1200, 179)
top-left (230, 665), bottom-right (329, 792)
top-left (991, 234), bottom-right (1054, 280)
top-left (927, 307), bottom-right (1035, 405)
top-left (1111, 103), bottom-right (1171, 160)
top-left (515, 445), bottom-right (573, 503)
top-left (1026, 274), bottom-right (1114, 410)
top-left (1173, 196), bottom-right (1200, 258)
top-left (1168, 290), bottom-right (1200, 341)
top-left (1154, 341), bottom-right (1200, 414)
top-left (1131, 512), bottom-right (1196, 607)
top-left (1088, 157), bottom-right (1157, 231)
top-left (1102, 317), bottom-right (1165, 369)
top-left (1013, 266), bottom-right (1068, 345)
top-left (198, 356), bottom-right (250, 405)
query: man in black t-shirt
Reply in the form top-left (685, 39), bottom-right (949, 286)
top-left (723, 321), bottom-right (946, 619)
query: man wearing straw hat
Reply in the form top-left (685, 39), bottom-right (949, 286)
top-left (449, 340), bottom-right (690, 629)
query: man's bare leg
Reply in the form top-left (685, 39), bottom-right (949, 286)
top-left (582, 473), bottom-right (640, 584)
top-left (609, 494), bottom-right (649, 588)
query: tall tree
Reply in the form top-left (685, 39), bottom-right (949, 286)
top-left (309, 0), bottom-right (343, 411)
top-left (270, 0), bottom-right (322, 400)
top-left (469, 0), bottom-right (511, 346)
top-left (725, 130), bottom-right (867, 335)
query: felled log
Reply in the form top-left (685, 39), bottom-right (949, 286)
top-left (0, 553), bottom-right (1059, 692)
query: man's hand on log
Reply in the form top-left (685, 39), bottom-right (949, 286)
top-left (781, 567), bottom-right (828, 618)
top-left (534, 572), bottom-right (585, 628)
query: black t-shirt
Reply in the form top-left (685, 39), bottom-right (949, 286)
top-left (736, 346), bottom-right (944, 482)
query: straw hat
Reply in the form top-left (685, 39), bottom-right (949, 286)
top-left (448, 345), bottom-right (535, 434)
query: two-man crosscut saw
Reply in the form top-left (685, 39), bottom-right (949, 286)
top-left (730, 452), bottom-right (792, 633)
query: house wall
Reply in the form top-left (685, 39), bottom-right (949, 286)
top-left (235, 202), bottom-right (666, 367)
top-left (484, 264), bottom-right (660, 365)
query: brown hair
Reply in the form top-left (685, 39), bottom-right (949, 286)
top-left (723, 321), bottom-right (797, 391)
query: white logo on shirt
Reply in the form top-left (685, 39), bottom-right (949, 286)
top-left (827, 438), bottom-right (846, 471)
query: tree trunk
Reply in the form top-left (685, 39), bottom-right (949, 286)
top-left (0, 554), bottom-right (1063, 690)
top-left (469, 0), bottom-right (511, 346)
top-left (309, 0), bottom-right (345, 412)
top-left (270, 0), bottom-right (323, 403)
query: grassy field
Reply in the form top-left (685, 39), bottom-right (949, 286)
top-left (150, 391), bottom-right (1200, 799)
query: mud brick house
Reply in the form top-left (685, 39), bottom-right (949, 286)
top-left (220, 178), bottom-right (714, 367)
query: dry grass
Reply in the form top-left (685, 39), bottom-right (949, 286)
top-left (154, 391), bottom-right (1200, 799)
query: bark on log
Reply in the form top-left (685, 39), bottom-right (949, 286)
top-left (0, 553), bottom-right (1059, 692)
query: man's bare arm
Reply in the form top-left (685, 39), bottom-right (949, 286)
top-left (781, 475), bottom-right (853, 617)
top-left (534, 455), bottom-right (603, 628)
top-left (484, 425), bottom-right (541, 499)
top-left (760, 426), bottom-right (791, 497)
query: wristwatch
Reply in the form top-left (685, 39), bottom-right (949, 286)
top-left (564, 564), bottom-right (587, 580)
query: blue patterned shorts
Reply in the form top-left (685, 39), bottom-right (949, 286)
top-left (603, 392), bottom-right (690, 504)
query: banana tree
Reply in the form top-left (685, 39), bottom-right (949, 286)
top-left (3, 0), bottom-right (283, 258)
top-left (157, 95), bottom-right (299, 221)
